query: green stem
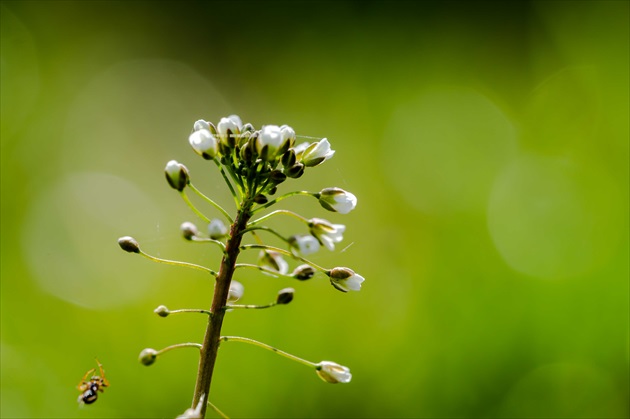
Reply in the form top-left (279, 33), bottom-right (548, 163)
top-left (190, 237), bottom-right (227, 252)
top-left (189, 183), bottom-right (234, 224)
top-left (226, 302), bottom-right (277, 310)
top-left (239, 225), bottom-right (289, 243)
top-left (213, 158), bottom-right (240, 206)
top-left (248, 209), bottom-right (309, 227)
top-left (220, 336), bottom-right (317, 368)
top-left (169, 308), bottom-right (212, 316)
top-left (191, 202), bottom-right (253, 417)
top-left (139, 250), bottom-right (217, 276)
top-left (239, 244), bottom-right (328, 272)
top-left (234, 263), bottom-right (293, 278)
top-left (208, 401), bottom-right (229, 419)
top-left (157, 342), bottom-right (202, 355)
top-left (180, 191), bottom-right (212, 223)
top-left (251, 191), bottom-right (317, 213)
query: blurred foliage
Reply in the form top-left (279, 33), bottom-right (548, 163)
top-left (1, 1), bottom-right (628, 418)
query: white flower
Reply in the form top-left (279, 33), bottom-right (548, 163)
top-left (193, 119), bottom-right (210, 131)
top-left (309, 218), bottom-right (345, 251)
top-left (227, 280), bottom-right (244, 303)
top-left (289, 234), bottom-right (321, 255)
top-left (207, 219), bottom-right (228, 240)
top-left (164, 160), bottom-right (189, 192)
top-left (280, 124), bottom-right (296, 149)
top-left (292, 141), bottom-right (310, 158)
top-left (318, 188), bottom-right (357, 214)
top-left (217, 115), bottom-right (242, 147)
top-left (301, 138), bottom-right (335, 167)
top-left (328, 267), bottom-right (364, 292)
top-left (189, 129), bottom-right (218, 159)
top-left (258, 250), bottom-right (289, 275)
top-left (315, 361), bottom-right (352, 384)
top-left (256, 125), bottom-right (284, 160)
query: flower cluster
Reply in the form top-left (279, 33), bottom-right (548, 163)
top-left (119, 115), bottom-right (363, 418)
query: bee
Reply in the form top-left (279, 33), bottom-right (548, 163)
top-left (77, 359), bottom-right (109, 405)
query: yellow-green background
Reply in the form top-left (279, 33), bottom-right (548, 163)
top-left (1, 1), bottom-right (628, 418)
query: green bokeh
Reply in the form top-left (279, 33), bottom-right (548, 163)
top-left (1, 1), bottom-right (628, 418)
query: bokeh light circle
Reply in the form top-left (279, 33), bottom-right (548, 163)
top-left (487, 154), bottom-right (622, 280)
top-left (384, 88), bottom-right (516, 215)
top-left (22, 172), bottom-right (164, 309)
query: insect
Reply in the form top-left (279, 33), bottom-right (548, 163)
top-left (77, 359), bottom-right (109, 405)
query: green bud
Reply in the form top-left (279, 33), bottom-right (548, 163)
top-left (276, 287), bottom-right (295, 305)
top-left (154, 305), bottom-right (170, 317)
top-left (118, 236), bottom-right (140, 253)
top-left (254, 194), bottom-right (268, 204)
top-left (180, 222), bottom-right (199, 240)
top-left (292, 264), bottom-right (316, 280)
top-left (285, 163), bottom-right (305, 178)
top-left (139, 348), bottom-right (158, 366)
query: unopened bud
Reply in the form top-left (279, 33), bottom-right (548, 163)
top-left (292, 264), bottom-right (316, 280)
top-left (270, 170), bottom-right (287, 185)
top-left (254, 194), bottom-right (268, 204)
top-left (118, 236), bottom-right (140, 253)
top-left (207, 219), bottom-right (228, 240)
top-left (180, 222), bottom-right (199, 240)
top-left (285, 163), bottom-right (305, 178)
top-left (154, 305), bottom-right (170, 317)
top-left (276, 287), bottom-right (295, 305)
top-left (165, 160), bottom-right (190, 192)
top-left (139, 348), bottom-right (158, 366)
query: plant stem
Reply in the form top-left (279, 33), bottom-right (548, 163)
top-left (191, 201), bottom-right (253, 418)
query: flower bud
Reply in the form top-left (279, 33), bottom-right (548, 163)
top-left (276, 287), bottom-right (295, 305)
top-left (318, 187), bottom-right (357, 214)
top-left (193, 119), bottom-right (210, 131)
top-left (217, 116), bottom-right (242, 148)
top-left (207, 219), bottom-right (228, 240)
top-left (180, 221), bottom-right (199, 240)
top-left (118, 236), bottom-right (140, 253)
top-left (328, 267), bottom-right (365, 292)
top-left (242, 122), bottom-right (255, 133)
top-left (139, 348), bottom-right (158, 366)
top-left (288, 234), bottom-right (320, 255)
top-left (189, 129), bottom-right (219, 160)
top-left (315, 361), bottom-right (352, 383)
top-left (164, 160), bottom-right (189, 192)
top-left (292, 264), bottom-right (316, 280)
top-left (256, 125), bottom-right (284, 161)
top-left (227, 280), bottom-right (244, 303)
top-left (285, 163), bottom-right (305, 179)
top-left (259, 251), bottom-right (289, 275)
top-left (278, 124), bottom-right (296, 155)
top-left (154, 305), bottom-right (170, 317)
top-left (269, 170), bottom-right (287, 185)
top-left (281, 149), bottom-right (297, 168)
top-left (253, 194), bottom-right (268, 204)
top-left (309, 218), bottom-right (345, 251)
top-left (301, 138), bottom-right (335, 167)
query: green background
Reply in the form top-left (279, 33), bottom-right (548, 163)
top-left (1, 1), bottom-right (628, 418)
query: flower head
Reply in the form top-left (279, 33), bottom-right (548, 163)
top-left (189, 129), bottom-right (218, 160)
top-left (289, 234), bottom-right (321, 255)
top-left (301, 138), bottom-right (335, 167)
top-left (165, 160), bottom-right (189, 192)
top-left (276, 287), bottom-right (295, 305)
top-left (309, 218), bottom-right (345, 251)
top-left (328, 267), bottom-right (364, 292)
top-left (316, 361), bottom-right (352, 384)
top-left (318, 188), bottom-right (357, 214)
